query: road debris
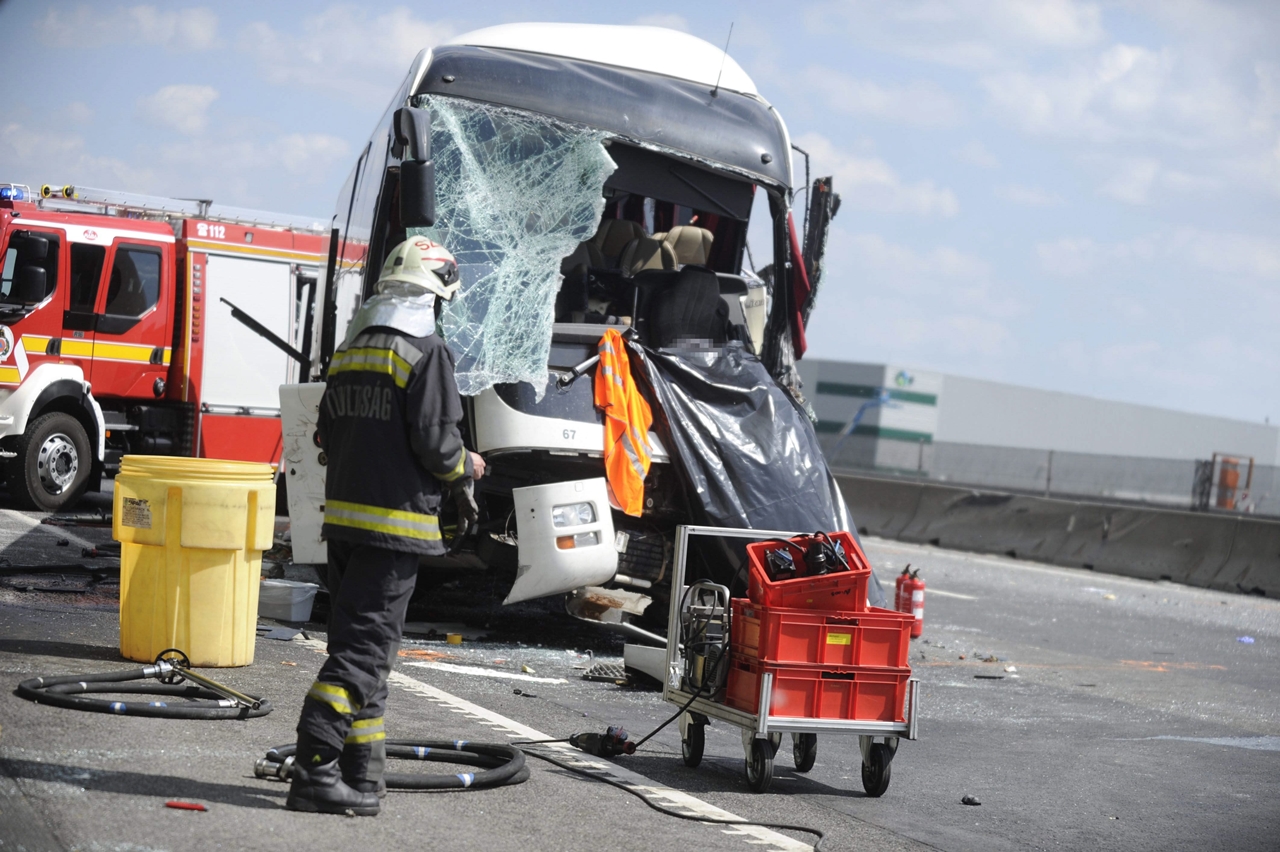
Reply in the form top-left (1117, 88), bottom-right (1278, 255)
top-left (165, 801), bottom-right (207, 812)
top-left (961, 795), bottom-right (981, 806)
top-left (1237, 636), bottom-right (1255, 644)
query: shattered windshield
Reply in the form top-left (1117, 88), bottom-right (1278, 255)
top-left (409, 94), bottom-right (616, 399)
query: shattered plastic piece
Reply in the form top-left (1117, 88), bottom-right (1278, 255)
top-left (961, 795), bottom-right (981, 806)
top-left (1004, 666), bottom-right (1017, 673)
top-left (410, 95), bottom-right (616, 400)
top-left (56, 539), bottom-right (69, 547)
top-left (281, 661), bottom-right (298, 667)
top-left (1238, 636), bottom-right (1255, 644)
top-left (513, 688), bottom-right (537, 698)
top-left (1103, 594), bottom-right (1117, 601)
top-left (521, 664), bottom-right (536, 674)
top-left (165, 801), bottom-right (207, 812)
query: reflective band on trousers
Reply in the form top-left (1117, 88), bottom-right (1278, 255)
top-left (307, 681), bottom-right (360, 716)
top-left (325, 499), bottom-right (442, 541)
top-left (345, 716), bottom-right (386, 744)
top-left (328, 346), bottom-right (413, 388)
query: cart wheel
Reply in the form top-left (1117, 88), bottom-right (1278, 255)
top-left (861, 742), bottom-right (892, 797)
top-left (745, 738), bottom-right (774, 793)
top-left (682, 723), bottom-right (705, 768)
top-left (792, 733), bottom-right (817, 773)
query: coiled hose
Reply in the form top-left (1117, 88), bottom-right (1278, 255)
top-left (15, 651), bottom-right (272, 720)
top-left (256, 740), bottom-right (528, 789)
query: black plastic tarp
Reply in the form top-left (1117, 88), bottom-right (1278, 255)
top-left (634, 341), bottom-right (886, 607)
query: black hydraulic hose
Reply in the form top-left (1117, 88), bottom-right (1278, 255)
top-left (258, 739), bottom-right (528, 790)
top-left (517, 746), bottom-right (826, 852)
top-left (16, 665), bottom-right (272, 720)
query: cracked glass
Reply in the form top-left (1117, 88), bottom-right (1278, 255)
top-left (410, 95), bottom-right (616, 399)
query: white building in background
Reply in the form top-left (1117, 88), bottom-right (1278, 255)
top-left (798, 359), bottom-right (1280, 465)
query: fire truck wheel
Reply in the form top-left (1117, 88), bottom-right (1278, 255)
top-left (10, 412), bottom-right (92, 512)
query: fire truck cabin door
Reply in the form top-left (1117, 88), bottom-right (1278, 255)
top-left (88, 239), bottom-right (174, 398)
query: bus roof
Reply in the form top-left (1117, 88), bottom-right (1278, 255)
top-left (445, 23), bottom-right (758, 96)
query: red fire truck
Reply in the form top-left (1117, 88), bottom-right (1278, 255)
top-left (0, 182), bottom-right (328, 510)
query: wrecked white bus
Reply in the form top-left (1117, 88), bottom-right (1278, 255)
top-left (282, 23), bottom-right (874, 638)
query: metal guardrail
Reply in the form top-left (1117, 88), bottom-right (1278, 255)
top-left (822, 435), bottom-right (1280, 519)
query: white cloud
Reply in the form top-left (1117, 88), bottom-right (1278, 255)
top-left (1038, 229), bottom-right (1280, 281)
top-left (239, 7), bottom-right (456, 102)
top-left (65, 102), bottom-right (94, 124)
top-left (795, 133), bottom-right (959, 218)
top-left (0, 121), bottom-right (154, 192)
top-left (137, 85), bottom-right (219, 136)
top-left (957, 141), bottom-right (1000, 169)
top-left (802, 67), bottom-right (962, 127)
top-left (267, 134), bottom-right (353, 177)
top-left (807, 230), bottom-right (1020, 363)
top-left (996, 184), bottom-right (1063, 206)
top-left (1099, 158), bottom-right (1160, 204)
top-left (36, 5), bottom-right (218, 51)
top-left (631, 14), bottom-right (692, 33)
top-left (804, 0), bottom-right (1105, 69)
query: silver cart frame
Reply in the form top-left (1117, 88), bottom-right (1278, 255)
top-left (661, 525), bottom-right (919, 794)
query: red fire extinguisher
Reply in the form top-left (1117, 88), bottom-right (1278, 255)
top-left (895, 565), bottom-right (912, 613)
top-left (896, 566), bottom-right (924, 639)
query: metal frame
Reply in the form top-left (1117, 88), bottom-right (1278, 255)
top-left (662, 524), bottom-right (919, 743)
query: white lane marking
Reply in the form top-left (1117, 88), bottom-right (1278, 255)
top-left (404, 660), bottom-right (568, 684)
top-left (297, 638), bottom-right (811, 852)
top-left (927, 588), bottom-right (978, 600)
top-left (2, 510), bottom-right (98, 551)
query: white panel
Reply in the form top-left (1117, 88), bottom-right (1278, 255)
top-left (506, 478), bottom-right (617, 604)
top-left (203, 255), bottom-right (292, 410)
top-left (279, 383), bottom-right (327, 564)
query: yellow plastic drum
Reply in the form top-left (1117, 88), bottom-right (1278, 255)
top-left (114, 455), bottom-right (276, 667)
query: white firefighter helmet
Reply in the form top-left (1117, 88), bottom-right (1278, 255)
top-left (376, 236), bottom-right (460, 300)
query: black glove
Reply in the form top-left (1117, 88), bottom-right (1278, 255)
top-left (452, 479), bottom-right (479, 536)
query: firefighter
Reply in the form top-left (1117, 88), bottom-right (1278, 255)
top-left (286, 236), bottom-right (484, 815)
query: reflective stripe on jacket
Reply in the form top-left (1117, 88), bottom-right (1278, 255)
top-left (319, 329), bottom-right (473, 555)
top-left (594, 328), bottom-right (652, 517)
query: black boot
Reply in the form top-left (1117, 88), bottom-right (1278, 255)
top-left (287, 741), bottom-right (380, 816)
top-left (340, 739), bottom-right (388, 799)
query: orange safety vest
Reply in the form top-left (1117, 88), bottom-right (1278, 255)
top-left (594, 328), bottom-right (652, 517)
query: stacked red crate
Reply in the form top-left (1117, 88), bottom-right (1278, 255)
top-left (726, 532), bottom-right (913, 722)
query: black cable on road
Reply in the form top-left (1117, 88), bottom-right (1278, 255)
top-left (518, 745), bottom-right (826, 852)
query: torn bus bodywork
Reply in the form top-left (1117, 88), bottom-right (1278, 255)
top-left (283, 24), bottom-right (854, 634)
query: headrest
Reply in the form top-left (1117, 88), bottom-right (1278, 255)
top-left (663, 225), bottom-right (714, 266)
top-left (591, 219), bottom-right (647, 262)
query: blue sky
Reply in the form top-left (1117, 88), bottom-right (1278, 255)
top-left (1, 1), bottom-right (1276, 424)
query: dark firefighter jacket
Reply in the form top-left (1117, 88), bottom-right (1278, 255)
top-left (318, 328), bottom-right (473, 555)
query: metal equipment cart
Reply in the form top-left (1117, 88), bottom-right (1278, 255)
top-left (662, 525), bottom-right (920, 795)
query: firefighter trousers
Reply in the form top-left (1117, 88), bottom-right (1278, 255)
top-left (296, 539), bottom-right (419, 781)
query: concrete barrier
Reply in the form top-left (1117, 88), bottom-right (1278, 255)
top-left (836, 472), bottom-right (1280, 598)
top-left (833, 473), bottom-right (923, 539)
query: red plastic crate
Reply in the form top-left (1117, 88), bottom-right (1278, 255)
top-left (724, 654), bottom-right (910, 722)
top-left (731, 600), bottom-right (913, 668)
top-left (746, 532), bottom-right (870, 611)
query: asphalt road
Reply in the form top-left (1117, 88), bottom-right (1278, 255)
top-left (0, 500), bottom-right (1276, 852)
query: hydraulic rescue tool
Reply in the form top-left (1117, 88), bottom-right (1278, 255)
top-left (16, 648), bottom-right (272, 719)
